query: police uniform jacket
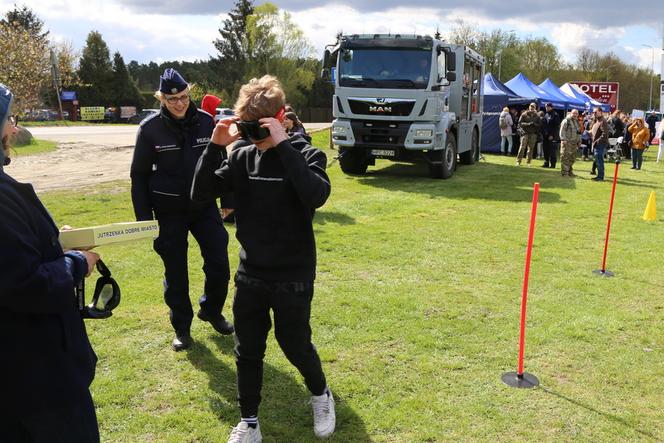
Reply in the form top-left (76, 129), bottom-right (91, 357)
top-left (0, 154), bottom-right (98, 439)
top-left (130, 103), bottom-right (217, 221)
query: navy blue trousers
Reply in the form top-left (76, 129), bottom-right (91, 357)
top-left (154, 206), bottom-right (230, 335)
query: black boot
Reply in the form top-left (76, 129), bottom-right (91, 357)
top-left (198, 310), bottom-right (234, 335)
top-left (172, 333), bottom-right (192, 351)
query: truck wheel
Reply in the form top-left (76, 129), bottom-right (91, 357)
top-left (429, 135), bottom-right (457, 179)
top-left (339, 147), bottom-right (368, 174)
top-left (460, 128), bottom-right (480, 165)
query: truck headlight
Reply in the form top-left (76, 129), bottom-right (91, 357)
top-left (415, 129), bottom-right (433, 138)
top-left (333, 125), bottom-right (347, 134)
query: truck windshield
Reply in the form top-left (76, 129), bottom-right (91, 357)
top-left (338, 48), bottom-right (431, 89)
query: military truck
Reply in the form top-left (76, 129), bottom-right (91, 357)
top-left (322, 34), bottom-right (484, 178)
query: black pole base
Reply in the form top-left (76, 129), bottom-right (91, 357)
top-left (593, 269), bottom-right (614, 277)
top-left (501, 371), bottom-right (539, 389)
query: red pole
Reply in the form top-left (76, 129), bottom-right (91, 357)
top-left (517, 183), bottom-right (540, 377)
top-left (601, 162), bottom-right (620, 272)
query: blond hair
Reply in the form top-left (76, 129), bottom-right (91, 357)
top-left (502, 106), bottom-right (509, 112)
top-left (234, 75), bottom-right (286, 121)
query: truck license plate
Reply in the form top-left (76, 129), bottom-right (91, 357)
top-left (371, 149), bottom-right (396, 157)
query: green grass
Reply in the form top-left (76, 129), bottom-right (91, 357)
top-left (38, 132), bottom-right (664, 442)
top-left (11, 138), bottom-right (57, 156)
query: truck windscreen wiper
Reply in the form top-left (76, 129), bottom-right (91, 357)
top-left (385, 79), bottom-right (418, 88)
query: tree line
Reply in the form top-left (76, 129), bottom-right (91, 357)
top-left (0, 4), bottom-right (658, 115)
top-left (445, 20), bottom-right (660, 113)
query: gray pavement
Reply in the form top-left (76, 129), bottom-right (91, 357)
top-left (30, 122), bottom-right (331, 145)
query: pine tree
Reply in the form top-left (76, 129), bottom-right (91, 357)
top-left (1, 5), bottom-right (49, 43)
top-left (212, 0), bottom-right (254, 94)
top-left (77, 31), bottom-right (114, 105)
top-left (111, 52), bottom-right (142, 107)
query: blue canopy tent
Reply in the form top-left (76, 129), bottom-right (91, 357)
top-left (504, 73), bottom-right (568, 110)
top-left (559, 82), bottom-right (611, 112)
top-left (539, 79), bottom-right (586, 111)
top-left (481, 73), bottom-right (533, 153)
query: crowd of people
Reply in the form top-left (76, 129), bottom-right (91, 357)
top-left (498, 104), bottom-right (659, 180)
top-left (1, 70), bottom-right (330, 443)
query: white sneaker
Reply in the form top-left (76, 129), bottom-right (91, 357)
top-left (227, 421), bottom-right (262, 443)
top-left (310, 388), bottom-right (336, 438)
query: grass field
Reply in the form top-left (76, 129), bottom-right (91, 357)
top-left (38, 131), bottom-right (663, 442)
top-left (11, 138), bottom-right (57, 156)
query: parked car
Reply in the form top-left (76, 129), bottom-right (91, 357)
top-left (127, 109), bottom-right (159, 124)
top-left (215, 107), bottom-right (235, 122)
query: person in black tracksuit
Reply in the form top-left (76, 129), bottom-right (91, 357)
top-left (191, 75), bottom-right (336, 442)
top-left (130, 69), bottom-right (232, 351)
top-left (541, 103), bottom-right (560, 168)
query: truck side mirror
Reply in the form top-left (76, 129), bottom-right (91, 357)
top-left (321, 68), bottom-right (330, 81)
top-left (446, 72), bottom-right (456, 82)
top-left (446, 52), bottom-right (456, 72)
top-left (323, 49), bottom-right (331, 68)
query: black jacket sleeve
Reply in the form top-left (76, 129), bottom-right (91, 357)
top-left (0, 195), bottom-right (78, 314)
top-left (274, 140), bottom-right (331, 209)
top-left (191, 142), bottom-right (233, 202)
top-left (130, 124), bottom-right (155, 221)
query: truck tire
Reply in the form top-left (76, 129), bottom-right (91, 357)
top-left (460, 127), bottom-right (480, 165)
top-left (339, 147), bottom-right (368, 174)
top-left (429, 135), bottom-right (457, 179)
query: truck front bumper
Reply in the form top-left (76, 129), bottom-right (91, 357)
top-left (332, 120), bottom-right (438, 150)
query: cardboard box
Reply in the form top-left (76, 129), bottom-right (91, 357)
top-left (59, 221), bottom-right (160, 249)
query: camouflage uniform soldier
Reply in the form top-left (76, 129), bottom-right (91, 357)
top-left (516, 103), bottom-right (542, 165)
top-left (559, 109), bottom-right (581, 176)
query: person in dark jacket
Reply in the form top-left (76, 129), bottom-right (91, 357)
top-left (0, 83), bottom-right (101, 442)
top-left (609, 110), bottom-right (625, 139)
top-left (541, 103), bottom-right (560, 168)
top-left (646, 111), bottom-right (657, 145)
top-left (130, 69), bottom-right (233, 351)
top-left (590, 107), bottom-right (610, 181)
top-left (192, 75), bottom-right (335, 443)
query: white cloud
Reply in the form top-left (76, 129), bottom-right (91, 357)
top-left (550, 23), bottom-right (625, 63)
top-left (628, 46), bottom-right (662, 75)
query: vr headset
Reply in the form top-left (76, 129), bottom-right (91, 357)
top-left (75, 259), bottom-right (121, 319)
top-left (236, 107), bottom-right (286, 141)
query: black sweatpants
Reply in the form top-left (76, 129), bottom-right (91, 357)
top-left (232, 273), bottom-right (327, 418)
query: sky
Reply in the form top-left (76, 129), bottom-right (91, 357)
top-left (2, 0), bottom-right (663, 75)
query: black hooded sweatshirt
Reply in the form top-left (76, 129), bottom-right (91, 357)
top-left (191, 136), bottom-right (330, 282)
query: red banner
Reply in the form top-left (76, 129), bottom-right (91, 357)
top-left (570, 81), bottom-right (620, 112)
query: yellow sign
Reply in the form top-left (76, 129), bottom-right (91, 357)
top-left (59, 221), bottom-right (160, 249)
top-left (80, 106), bottom-right (105, 121)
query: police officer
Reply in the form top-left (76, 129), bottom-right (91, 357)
top-left (131, 69), bottom-right (233, 351)
top-left (541, 103), bottom-right (560, 168)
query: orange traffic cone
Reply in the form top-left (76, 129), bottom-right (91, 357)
top-left (642, 191), bottom-right (657, 221)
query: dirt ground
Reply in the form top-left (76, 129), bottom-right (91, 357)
top-left (11, 124), bottom-right (331, 192)
top-left (10, 142), bottom-right (134, 192)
